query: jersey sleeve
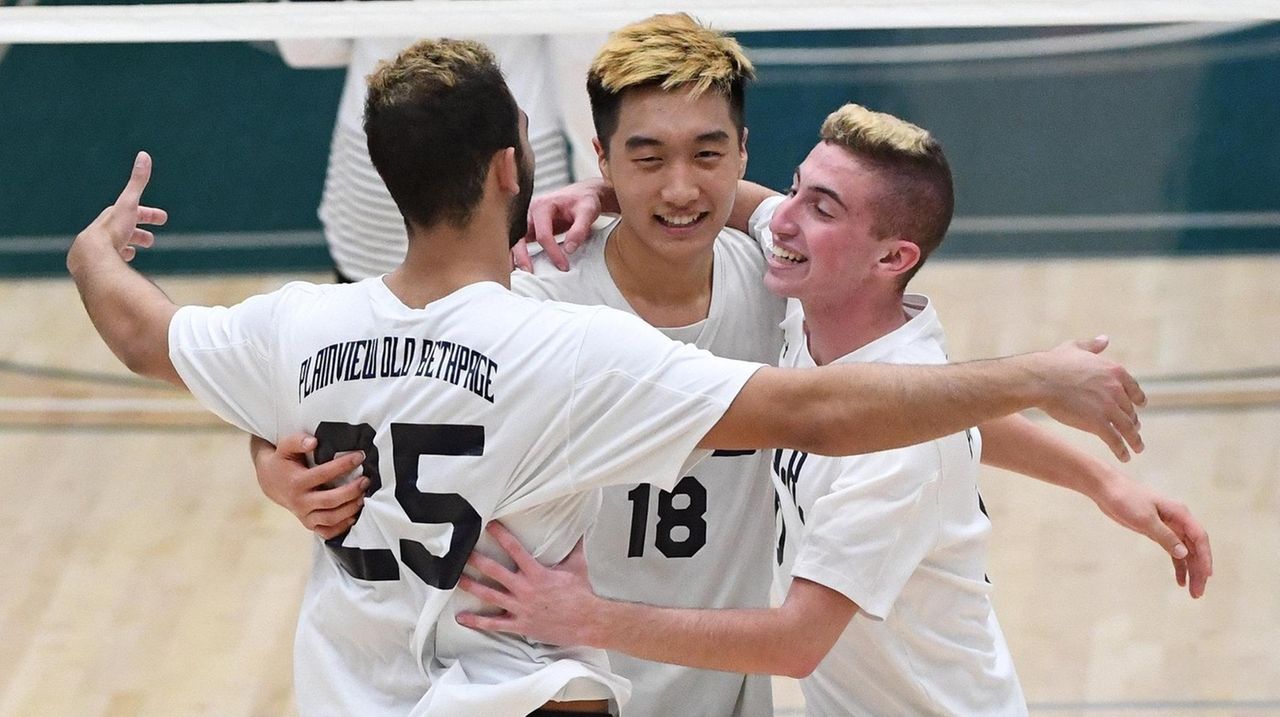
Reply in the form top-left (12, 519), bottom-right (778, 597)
top-left (746, 194), bottom-right (785, 254)
top-left (790, 445), bottom-right (943, 620)
top-left (168, 288), bottom-right (290, 440)
top-left (566, 307), bottom-right (763, 493)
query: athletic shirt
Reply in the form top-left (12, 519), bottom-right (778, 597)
top-left (512, 219), bottom-right (786, 716)
top-left (772, 296), bottom-right (1028, 716)
top-left (320, 35), bottom-right (587, 280)
top-left (168, 279), bottom-right (763, 717)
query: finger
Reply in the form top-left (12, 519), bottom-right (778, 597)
top-left (276, 432), bottom-right (318, 456)
top-left (1120, 370), bottom-right (1147, 408)
top-left (300, 451), bottom-right (366, 490)
top-left (316, 516), bottom-right (357, 541)
top-left (1141, 513), bottom-right (1188, 561)
top-left (466, 550), bottom-right (518, 587)
top-left (456, 575), bottom-right (519, 613)
top-left (561, 205), bottom-right (593, 258)
top-left (1182, 525), bottom-right (1212, 599)
top-left (455, 611), bottom-right (520, 635)
top-left (115, 151), bottom-right (152, 210)
top-left (1074, 335), bottom-right (1109, 354)
top-left (131, 229), bottom-right (155, 248)
top-left (486, 521), bottom-right (541, 574)
top-left (305, 477), bottom-right (369, 511)
top-left (119, 245), bottom-right (136, 262)
top-left (512, 240), bottom-right (533, 273)
top-left (306, 498), bottom-right (363, 532)
top-left (1094, 421), bottom-right (1129, 462)
top-left (532, 205), bottom-right (568, 271)
top-left (137, 206), bottom-right (168, 226)
top-left (1109, 409), bottom-right (1143, 456)
top-left (1174, 555), bottom-right (1187, 588)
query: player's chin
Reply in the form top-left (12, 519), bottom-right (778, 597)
top-left (762, 266), bottom-right (800, 299)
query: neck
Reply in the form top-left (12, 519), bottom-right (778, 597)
top-left (604, 222), bottom-right (715, 327)
top-left (801, 285), bottom-right (910, 366)
top-left (383, 215), bottom-right (513, 309)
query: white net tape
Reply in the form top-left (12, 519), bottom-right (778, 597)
top-left (1, 0), bottom-right (1278, 45)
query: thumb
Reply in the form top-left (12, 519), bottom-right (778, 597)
top-left (1073, 335), bottom-right (1109, 354)
top-left (1144, 516), bottom-right (1190, 560)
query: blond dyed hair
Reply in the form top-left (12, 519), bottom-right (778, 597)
top-left (587, 13), bottom-right (754, 150)
top-left (820, 103), bottom-right (954, 286)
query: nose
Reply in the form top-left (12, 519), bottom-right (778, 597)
top-left (660, 161), bottom-right (698, 208)
top-left (769, 194), bottom-right (799, 239)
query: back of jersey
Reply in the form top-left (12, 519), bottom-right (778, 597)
top-left (168, 277), bottom-right (761, 717)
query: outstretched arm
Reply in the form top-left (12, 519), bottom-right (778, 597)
top-left (458, 522), bottom-right (855, 678)
top-left (66, 152), bottom-right (180, 385)
top-left (703, 337), bottom-right (1146, 463)
top-left (979, 414), bottom-right (1212, 597)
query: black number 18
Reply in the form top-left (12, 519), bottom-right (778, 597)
top-left (626, 475), bottom-right (708, 559)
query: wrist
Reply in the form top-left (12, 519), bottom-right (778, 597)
top-left (579, 596), bottom-right (620, 650)
top-left (66, 234), bottom-right (113, 278)
top-left (1009, 352), bottom-right (1055, 409)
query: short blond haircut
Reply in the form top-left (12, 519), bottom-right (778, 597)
top-left (820, 103), bottom-right (954, 285)
top-left (587, 13), bottom-right (755, 150)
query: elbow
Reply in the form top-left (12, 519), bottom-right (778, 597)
top-left (777, 649), bottom-right (823, 679)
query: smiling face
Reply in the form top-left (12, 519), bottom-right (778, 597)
top-left (597, 84), bottom-right (747, 263)
top-left (763, 141), bottom-right (920, 307)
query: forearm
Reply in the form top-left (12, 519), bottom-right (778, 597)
top-left (731, 356), bottom-right (1047, 456)
top-left (587, 600), bottom-right (825, 678)
top-left (980, 413), bottom-right (1115, 499)
top-left (67, 241), bottom-right (180, 385)
top-left (726, 180), bottom-right (780, 234)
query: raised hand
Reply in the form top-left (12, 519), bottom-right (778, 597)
top-left (512, 178), bottom-right (612, 272)
top-left (1032, 336), bottom-right (1147, 462)
top-left (74, 151), bottom-right (169, 263)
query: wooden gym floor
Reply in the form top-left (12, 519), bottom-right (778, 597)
top-left (1, 254), bottom-right (1277, 716)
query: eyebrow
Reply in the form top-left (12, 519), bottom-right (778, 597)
top-left (794, 167), bottom-right (848, 211)
top-left (624, 129), bottom-right (733, 152)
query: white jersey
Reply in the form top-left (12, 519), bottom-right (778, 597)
top-left (168, 278), bottom-right (763, 717)
top-left (512, 219), bottom-right (785, 717)
top-left (772, 296), bottom-right (1027, 716)
top-left (316, 33), bottom-right (598, 280)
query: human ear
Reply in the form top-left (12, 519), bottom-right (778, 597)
top-left (492, 147), bottom-right (519, 194)
top-left (593, 136), bottom-right (613, 186)
top-left (878, 239), bottom-right (922, 277)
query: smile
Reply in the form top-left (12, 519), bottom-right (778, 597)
top-left (770, 244), bottom-right (807, 263)
top-left (655, 212), bottom-right (709, 228)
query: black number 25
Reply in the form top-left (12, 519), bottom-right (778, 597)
top-left (313, 421), bottom-right (483, 590)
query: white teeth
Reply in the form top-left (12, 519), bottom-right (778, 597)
top-left (658, 213), bottom-right (700, 226)
top-left (771, 245), bottom-right (807, 263)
